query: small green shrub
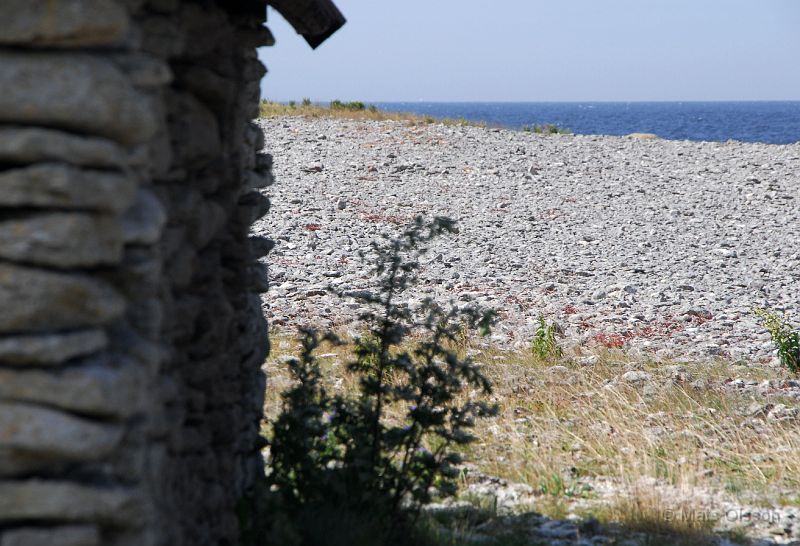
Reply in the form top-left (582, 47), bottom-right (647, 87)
top-left (531, 315), bottom-right (562, 360)
top-left (266, 216), bottom-right (497, 545)
top-left (302, 97), bottom-right (312, 107)
top-left (329, 99), bottom-right (366, 111)
top-left (521, 124), bottom-right (571, 135)
top-left (288, 101), bottom-right (296, 108)
top-left (368, 104), bottom-right (378, 113)
top-left (755, 308), bottom-right (800, 373)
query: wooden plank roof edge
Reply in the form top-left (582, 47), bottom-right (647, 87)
top-left (268, 0), bottom-right (346, 49)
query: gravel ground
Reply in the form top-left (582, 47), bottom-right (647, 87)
top-left (253, 117), bottom-right (800, 363)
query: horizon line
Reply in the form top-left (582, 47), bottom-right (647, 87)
top-left (264, 98), bottom-right (800, 104)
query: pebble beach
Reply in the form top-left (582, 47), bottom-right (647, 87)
top-left (254, 117), bottom-right (800, 363)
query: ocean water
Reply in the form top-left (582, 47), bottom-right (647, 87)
top-left (373, 102), bottom-right (800, 145)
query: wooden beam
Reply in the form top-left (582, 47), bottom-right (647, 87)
top-left (268, 0), bottom-right (346, 49)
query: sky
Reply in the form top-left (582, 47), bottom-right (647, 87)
top-left (257, 0), bottom-right (800, 102)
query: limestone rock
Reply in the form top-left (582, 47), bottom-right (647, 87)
top-left (0, 52), bottom-right (158, 145)
top-left (139, 14), bottom-right (185, 58)
top-left (237, 192), bottom-right (270, 225)
top-left (0, 0), bottom-right (129, 48)
top-left (110, 53), bottom-right (173, 88)
top-left (626, 133), bottom-right (658, 140)
top-left (247, 169), bottom-right (274, 189)
top-left (621, 370), bottom-right (652, 384)
top-left (0, 480), bottom-right (143, 525)
top-left (0, 357), bottom-right (143, 417)
top-left (0, 449), bottom-right (61, 477)
top-left (0, 164), bottom-right (136, 213)
top-left (0, 213), bottom-right (123, 268)
top-left (0, 330), bottom-right (108, 366)
top-left (121, 189), bottom-right (167, 245)
top-left (0, 263), bottom-right (126, 333)
top-left (166, 91), bottom-right (221, 165)
top-left (247, 263), bottom-right (269, 294)
top-left (249, 236), bottom-right (275, 258)
top-left (0, 402), bottom-right (123, 460)
top-left (175, 65), bottom-right (235, 108)
top-left (0, 128), bottom-right (126, 168)
top-left (187, 200), bottom-right (225, 248)
top-left (0, 525), bottom-right (99, 546)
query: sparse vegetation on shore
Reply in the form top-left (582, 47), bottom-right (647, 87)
top-left (264, 329), bottom-right (800, 545)
top-left (259, 100), bottom-right (574, 134)
top-left (259, 99), bottom-right (484, 127)
top-left (756, 308), bottom-right (800, 374)
top-left (521, 123), bottom-right (572, 135)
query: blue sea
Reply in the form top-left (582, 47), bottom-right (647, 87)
top-left (373, 102), bottom-right (800, 145)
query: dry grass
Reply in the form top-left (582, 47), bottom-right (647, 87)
top-left (262, 331), bottom-right (799, 541)
top-left (258, 100), bottom-right (485, 127)
top-left (465, 347), bottom-right (796, 494)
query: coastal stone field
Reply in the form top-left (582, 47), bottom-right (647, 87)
top-left (254, 117), bottom-right (799, 363)
top-left (257, 117), bottom-right (800, 544)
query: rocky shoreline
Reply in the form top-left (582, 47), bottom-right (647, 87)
top-left (254, 117), bottom-right (800, 363)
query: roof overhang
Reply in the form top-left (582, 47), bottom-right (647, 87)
top-left (268, 0), bottom-right (346, 49)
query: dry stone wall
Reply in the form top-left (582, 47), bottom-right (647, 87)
top-left (0, 1), bottom-right (274, 545)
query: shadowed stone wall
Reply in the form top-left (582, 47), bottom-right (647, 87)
top-left (0, 1), bottom-right (274, 544)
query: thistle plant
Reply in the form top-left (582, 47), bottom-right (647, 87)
top-left (531, 315), bottom-right (562, 360)
top-left (755, 308), bottom-right (800, 374)
top-left (266, 216), bottom-right (497, 545)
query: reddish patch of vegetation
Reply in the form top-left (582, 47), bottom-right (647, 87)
top-left (338, 255), bottom-right (349, 265)
top-left (592, 333), bottom-right (626, 348)
top-left (304, 223), bottom-right (321, 231)
top-left (631, 315), bottom-right (684, 339)
top-left (504, 294), bottom-right (527, 306)
top-left (563, 305), bottom-right (579, 315)
top-left (589, 312), bottom-right (715, 349)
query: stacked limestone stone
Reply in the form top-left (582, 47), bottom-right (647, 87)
top-left (0, 1), bottom-right (274, 544)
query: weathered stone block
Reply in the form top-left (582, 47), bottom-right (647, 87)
top-left (0, 403), bottom-right (123, 460)
top-left (126, 298), bottom-right (163, 340)
top-left (0, 330), bottom-right (107, 366)
top-left (254, 152), bottom-right (273, 172)
top-left (0, 525), bottom-right (100, 546)
top-left (121, 189), bottom-right (167, 245)
top-left (0, 165), bottom-right (137, 213)
top-left (247, 263), bottom-right (269, 293)
top-left (175, 65), bottom-right (235, 110)
top-left (0, 0), bottom-right (129, 48)
top-left (164, 247), bottom-right (195, 289)
top-left (248, 236), bottom-right (275, 258)
top-left (0, 213), bottom-right (123, 268)
top-left (0, 357), bottom-right (143, 417)
top-left (0, 52), bottom-right (159, 145)
top-left (110, 53), bottom-right (173, 88)
top-left (236, 192), bottom-right (270, 226)
top-left (139, 15), bottom-right (185, 59)
top-left (0, 128), bottom-right (126, 169)
top-left (187, 200), bottom-right (226, 249)
top-left (166, 91), bottom-right (221, 166)
top-left (178, 4), bottom-right (231, 59)
top-left (0, 481), bottom-right (143, 525)
top-left (246, 169), bottom-right (274, 189)
top-left (106, 248), bottom-right (162, 299)
top-left (0, 264), bottom-right (125, 333)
